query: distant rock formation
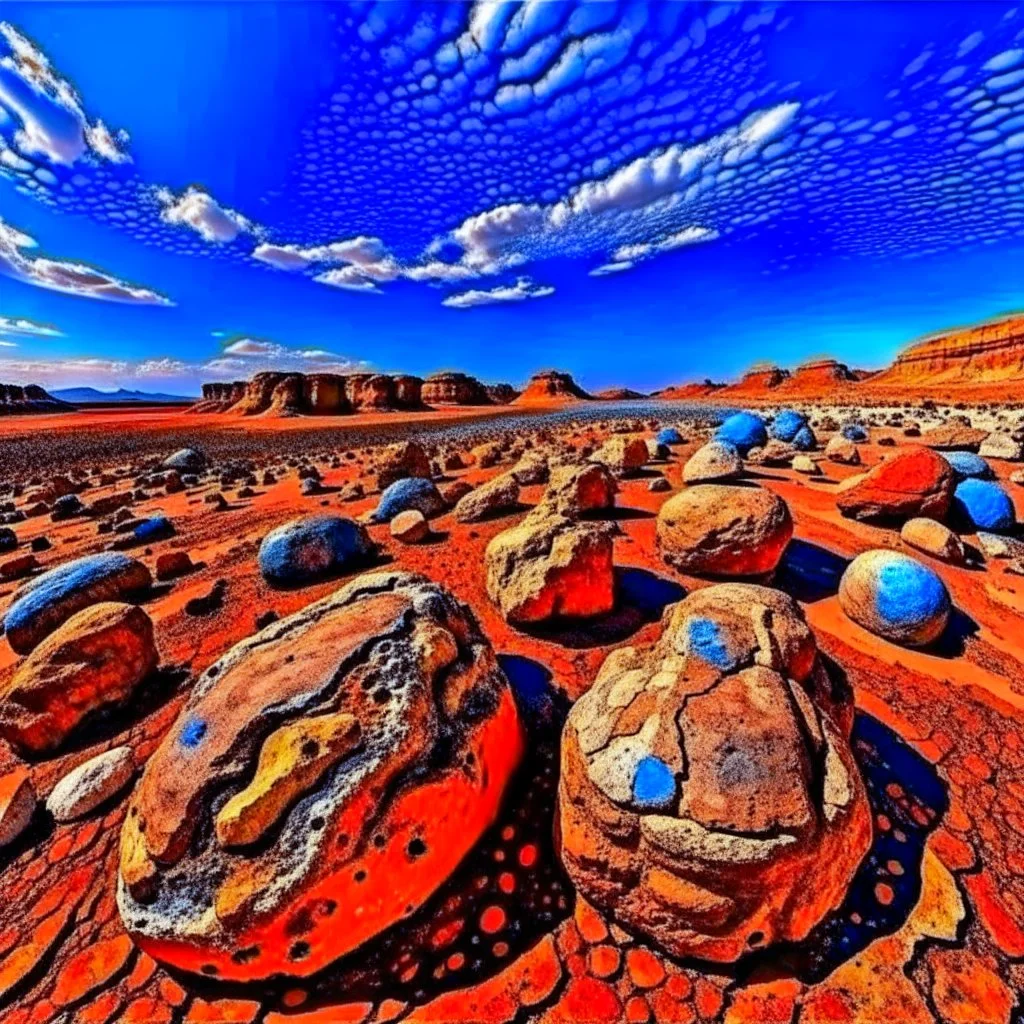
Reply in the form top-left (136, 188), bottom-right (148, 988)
top-left (513, 370), bottom-right (592, 404)
top-left (486, 383), bottom-right (519, 405)
top-left (654, 380), bottom-right (725, 400)
top-left (0, 383), bottom-right (72, 416)
top-left (721, 363), bottom-right (791, 395)
top-left (594, 387), bottom-right (647, 400)
top-left (871, 314), bottom-right (1024, 387)
top-left (421, 372), bottom-right (491, 406)
top-left (776, 358), bottom-right (859, 394)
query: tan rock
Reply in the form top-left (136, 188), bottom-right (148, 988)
top-left (901, 518), bottom-right (965, 564)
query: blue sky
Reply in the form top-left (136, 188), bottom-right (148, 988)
top-left (2, 1), bottom-right (1024, 396)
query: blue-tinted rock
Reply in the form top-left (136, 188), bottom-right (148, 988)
top-left (371, 477), bottom-right (446, 523)
top-left (715, 412), bottom-right (767, 455)
top-left (258, 515), bottom-right (374, 586)
top-left (952, 478), bottom-right (1016, 533)
top-left (770, 410), bottom-right (807, 443)
top-left (632, 756), bottom-right (676, 810)
top-left (791, 425), bottom-right (817, 451)
top-left (838, 549), bottom-right (950, 647)
top-left (841, 423), bottom-right (868, 442)
top-left (0, 528), bottom-right (17, 553)
top-left (134, 516), bottom-right (175, 544)
top-left (162, 448), bottom-right (206, 472)
top-left (656, 427), bottom-right (684, 446)
top-left (942, 451), bottom-right (993, 481)
top-left (51, 494), bottom-right (84, 521)
top-left (4, 553), bottom-right (152, 655)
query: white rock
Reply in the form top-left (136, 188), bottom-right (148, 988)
top-left (47, 747), bottom-right (135, 822)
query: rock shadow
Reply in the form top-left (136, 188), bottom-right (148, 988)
top-left (169, 655), bottom-right (574, 1015)
top-left (775, 539), bottom-right (850, 602)
top-left (521, 566), bottom-right (686, 649)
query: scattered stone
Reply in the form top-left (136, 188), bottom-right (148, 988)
top-left (118, 572), bottom-right (523, 981)
top-left (510, 452), bottom-right (550, 485)
top-left (791, 454), bottom-right (820, 475)
top-left (543, 462), bottom-right (617, 517)
top-left (374, 441), bottom-right (431, 490)
top-left (0, 553), bottom-right (37, 580)
top-left (746, 439), bottom-right (796, 467)
top-left (185, 579), bottom-right (227, 617)
top-left (0, 527), bottom-right (17, 552)
top-left (204, 492), bottom-right (229, 511)
top-left (4, 553), bottom-right (152, 655)
top-left (921, 423), bottom-right (989, 452)
top-left (975, 532), bottom-right (1024, 560)
top-left (683, 441), bottom-right (743, 483)
top-left (486, 508), bottom-right (615, 624)
top-left (648, 477), bottom-right (671, 492)
top-left (979, 433), bottom-right (1024, 461)
top-left (716, 412), bottom-right (767, 455)
top-left (50, 494), bottom-right (85, 521)
top-left (0, 603), bottom-right (158, 754)
top-left (656, 427), bottom-right (684, 446)
top-left (439, 479), bottom-right (474, 506)
top-left (559, 582), bottom-right (869, 962)
top-left (840, 423), bottom-right (868, 442)
top-left (0, 767), bottom-right (36, 849)
top-left (770, 409), bottom-right (807, 443)
top-left (30, 536), bottom-right (50, 552)
top-left (155, 551), bottom-right (194, 580)
top-left (952, 478), bottom-right (1016, 534)
top-left (372, 477), bottom-right (446, 523)
top-left (163, 449), bottom-right (207, 473)
top-left (901, 517), bottom-right (965, 564)
top-left (454, 473), bottom-right (521, 523)
top-left (591, 436), bottom-right (649, 475)
top-left (134, 516), bottom-right (174, 544)
top-left (839, 550), bottom-right (951, 646)
top-left (258, 516), bottom-right (374, 586)
top-left (942, 451), bottom-right (993, 481)
top-left (48, 746), bottom-right (135, 822)
top-left (390, 509), bottom-right (429, 543)
top-left (836, 445), bottom-right (954, 524)
top-left (657, 484), bottom-right (793, 577)
top-left (792, 425), bottom-right (817, 451)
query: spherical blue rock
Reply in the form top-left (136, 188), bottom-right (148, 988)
top-left (656, 427), bottom-right (684, 446)
top-left (791, 425), bottom-right (817, 451)
top-left (838, 549), bottom-right (950, 647)
top-left (372, 477), bottom-right (446, 523)
top-left (841, 423), bottom-right (868, 442)
top-left (258, 515), bottom-right (374, 587)
top-left (3, 552), bottom-right (152, 654)
top-left (134, 516), bottom-right (175, 543)
top-left (715, 412), bottom-right (768, 455)
top-left (952, 478), bottom-right (1016, 533)
top-left (942, 451), bottom-right (993, 482)
top-left (770, 410), bottom-right (807, 443)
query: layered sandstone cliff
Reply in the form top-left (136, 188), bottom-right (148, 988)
top-left (720, 363), bottom-right (791, 396)
top-left (422, 372), bottom-right (491, 406)
top-left (0, 383), bottom-right (72, 415)
top-left (871, 315), bottom-right (1024, 387)
top-left (775, 358), bottom-right (859, 395)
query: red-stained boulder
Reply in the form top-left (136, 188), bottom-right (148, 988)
top-left (559, 583), bottom-right (869, 962)
top-left (117, 572), bottom-right (523, 981)
top-left (836, 445), bottom-right (954, 524)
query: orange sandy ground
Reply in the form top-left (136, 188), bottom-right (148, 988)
top-left (0, 409), bottom-right (1022, 1023)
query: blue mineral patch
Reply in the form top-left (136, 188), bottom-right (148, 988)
top-left (180, 717), bottom-right (207, 749)
top-left (632, 756), bottom-right (676, 811)
top-left (686, 616), bottom-right (735, 670)
top-left (874, 557), bottom-right (949, 630)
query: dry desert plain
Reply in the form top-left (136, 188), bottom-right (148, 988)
top-left (0, 394), bottom-right (1022, 1024)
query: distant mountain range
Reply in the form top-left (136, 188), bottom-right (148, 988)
top-left (51, 387), bottom-right (195, 404)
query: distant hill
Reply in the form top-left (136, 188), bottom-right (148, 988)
top-left (52, 387), bottom-right (195, 404)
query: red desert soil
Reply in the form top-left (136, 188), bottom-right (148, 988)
top-left (0, 406), bottom-right (1022, 1023)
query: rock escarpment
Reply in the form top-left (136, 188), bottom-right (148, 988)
top-left (514, 370), bottom-right (592, 404)
top-left (0, 383), bottom-right (72, 415)
top-left (421, 372), bottom-right (491, 406)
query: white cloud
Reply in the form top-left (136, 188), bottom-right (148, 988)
top-left (0, 22), bottom-right (130, 166)
top-left (450, 202), bottom-right (545, 270)
top-left (157, 186), bottom-right (257, 243)
top-left (612, 226), bottom-right (719, 262)
top-left (589, 261), bottom-right (634, 276)
top-left (0, 218), bottom-right (173, 305)
top-left (442, 276), bottom-right (554, 308)
top-left (211, 336), bottom-right (368, 374)
top-left (0, 315), bottom-right (63, 338)
top-left (223, 337), bottom-right (283, 357)
top-left (313, 265), bottom-right (386, 292)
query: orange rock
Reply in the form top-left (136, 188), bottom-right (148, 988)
top-left (928, 948), bottom-right (1014, 1024)
top-left (625, 948), bottom-right (666, 990)
top-left (51, 935), bottom-right (133, 1007)
top-left (965, 869), bottom-right (1024, 958)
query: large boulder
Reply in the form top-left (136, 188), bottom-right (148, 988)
top-left (4, 553), bottom-right (152, 655)
top-left (683, 441), bottom-right (743, 484)
top-left (656, 427), bottom-right (685, 446)
top-left (835, 446), bottom-right (954, 524)
top-left (117, 572), bottom-right (523, 981)
top-left (839, 550), bottom-right (951, 646)
top-left (162, 448), bottom-right (206, 473)
top-left (542, 462), bottom-right (617, 517)
top-left (453, 473), bottom-right (521, 523)
top-left (951, 478), bottom-right (1016, 533)
top-left (770, 409), bottom-right (807, 443)
top-left (978, 433), bottom-right (1024, 461)
top-left (559, 583), bottom-right (870, 962)
top-left (374, 441), bottom-right (431, 490)
top-left (485, 508), bottom-right (615, 623)
top-left (258, 516), bottom-right (374, 586)
top-left (716, 412), bottom-right (767, 455)
top-left (371, 477), bottom-right (446, 522)
top-left (657, 484), bottom-right (793, 577)
top-left (920, 423), bottom-right (989, 451)
top-left (900, 518), bottom-right (965, 565)
top-left (942, 451), bottom-right (992, 481)
top-left (591, 435), bottom-right (648, 476)
top-left (0, 603), bottom-right (158, 755)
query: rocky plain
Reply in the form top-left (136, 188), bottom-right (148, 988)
top-left (0, 336), bottom-right (1023, 1023)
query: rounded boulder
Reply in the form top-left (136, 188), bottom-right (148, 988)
top-left (0, 603), bottom-right (158, 755)
top-left (942, 451), bottom-right (992, 481)
top-left (372, 477), bottom-right (446, 523)
top-left (657, 484), bottom-right (792, 577)
top-left (835, 445), bottom-right (954, 524)
top-left (117, 571), bottom-right (523, 981)
top-left (683, 441), bottom-right (743, 484)
top-left (559, 583), bottom-right (869, 961)
top-left (839, 549), bottom-right (951, 647)
top-left (258, 516), bottom-right (374, 587)
top-left (770, 409), bottom-right (807, 443)
top-left (715, 412), bottom-right (767, 455)
top-left (951, 478), bottom-right (1016, 533)
top-left (4, 553), bottom-right (152, 655)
